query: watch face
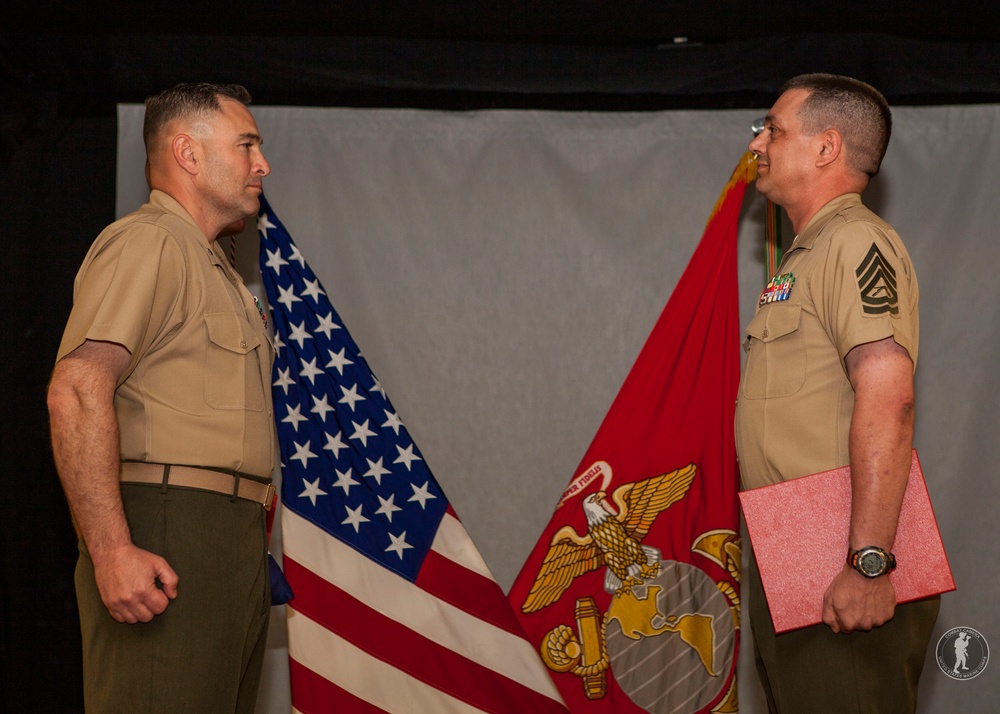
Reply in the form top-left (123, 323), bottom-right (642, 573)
top-left (859, 551), bottom-right (885, 576)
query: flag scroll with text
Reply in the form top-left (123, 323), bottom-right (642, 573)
top-left (258, 195), bottom-right (568, 714)
top-left (509, 153), bottom-right (757, 713)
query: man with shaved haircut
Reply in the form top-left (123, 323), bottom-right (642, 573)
top-left (736, 74), bottom-right (939, 712)
top-left (48, 83), bottom-right (275, 712)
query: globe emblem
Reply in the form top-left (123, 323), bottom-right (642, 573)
top-left (605, 560), bottom-right (736, 713)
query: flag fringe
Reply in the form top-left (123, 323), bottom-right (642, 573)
top-left (706, 151), bottom-right (758, 227)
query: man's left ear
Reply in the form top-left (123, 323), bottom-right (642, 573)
top-left (816, 128), bottom-right (843, 168)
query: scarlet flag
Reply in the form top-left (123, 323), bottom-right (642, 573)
top-left (509, 153), bottom-right (757, 714)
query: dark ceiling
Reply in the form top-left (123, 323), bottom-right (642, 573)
top-left (4, 2), bottom-right (1000, 112)
top-left (9, 1), bottom-right (1000, 45)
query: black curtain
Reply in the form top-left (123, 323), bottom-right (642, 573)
top-left (2, 91), bottom-right (115, 711)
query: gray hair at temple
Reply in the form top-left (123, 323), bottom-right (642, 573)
top-left (781, 73), bottom-right (892, 178)
top-left (142, 82), bottom-right (253, 153)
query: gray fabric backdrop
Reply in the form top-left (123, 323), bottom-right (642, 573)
top-left (118, 104), bottom-right (999, 712)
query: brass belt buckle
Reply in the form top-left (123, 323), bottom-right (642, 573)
top-left (263, 482), bottom-right (276, 510)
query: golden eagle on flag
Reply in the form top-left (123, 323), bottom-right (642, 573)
top-left (522, 464), bottom-right (697, 612)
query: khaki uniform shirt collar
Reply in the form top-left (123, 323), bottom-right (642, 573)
top-left (148, 189), bottom-right (232, 271)
top-left (149, 189), bottom-right (203, 234)
top-left (788, 193), bottom-right (863, 252)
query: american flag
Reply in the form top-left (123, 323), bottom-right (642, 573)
top-left (257, 195), bottom-right (568, 713)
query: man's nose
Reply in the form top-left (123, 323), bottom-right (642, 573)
top-left (255, 152), bottom-right (271, 177)
top-left (253, 149), bottom-right (271, 176)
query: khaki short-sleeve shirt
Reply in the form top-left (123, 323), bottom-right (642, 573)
top-left (735, 193), bottom-right (918, 490)
top-left (56, 190), bottom-right (275, 477)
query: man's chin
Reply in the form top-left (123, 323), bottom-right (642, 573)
top-left (218, 217), bottom-right (247, 238)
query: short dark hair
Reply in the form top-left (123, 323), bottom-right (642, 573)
top-left (781, 73), bottom-right (891, 178)
top-left (142, 83), bottom-right (252, 153)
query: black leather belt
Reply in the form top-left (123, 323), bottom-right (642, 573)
top-left (120, 462), bottom-right (274, 510)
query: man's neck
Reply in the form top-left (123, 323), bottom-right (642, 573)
top-left (787, 195), bottom-right (838, 235)
top-left (786, 179), bottom-right (867, 234)
top-left (150, 185), bottom-right (220, 244)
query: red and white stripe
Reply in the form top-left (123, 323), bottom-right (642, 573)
top-left (282, 508), bottom-right (568, 713)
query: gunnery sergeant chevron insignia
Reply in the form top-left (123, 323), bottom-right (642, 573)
top-left (855, 243), bottom-right (899, 315)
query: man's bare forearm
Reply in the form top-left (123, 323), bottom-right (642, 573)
top-left (845, 337), bottom-right (916, 552)
top-left (822, 336), bottom-right (914, 632)
top-left (47, 341), bottom-right (133, 557)
top-left (48, 340), bottom-right (179, 623)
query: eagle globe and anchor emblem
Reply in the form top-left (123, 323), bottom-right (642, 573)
top-left (522, 462), bottom-right (741, 714)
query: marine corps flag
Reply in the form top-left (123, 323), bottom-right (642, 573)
top-left (509, 153), bottom-right (757, 714)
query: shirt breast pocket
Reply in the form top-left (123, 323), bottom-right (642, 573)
top-left (204, 312), bottom-right (265, 411)
top-left (741, 303), bottom-right (806, 399)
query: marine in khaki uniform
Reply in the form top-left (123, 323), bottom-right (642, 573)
top-left (47, 83), bottom-right (275, 713)
top-left (736, 74), bottom-right (939, 714)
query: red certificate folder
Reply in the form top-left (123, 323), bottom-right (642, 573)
top-left (739, 450), bottom-right (955, 633)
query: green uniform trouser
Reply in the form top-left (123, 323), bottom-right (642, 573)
top-left (748, 553), bottom-right (939, 714)
top-left (75, 484), bottom-right (271, 713)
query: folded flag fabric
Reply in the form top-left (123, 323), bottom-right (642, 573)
top-left (268, 553), bottom-right (294, 606)
top-left (257, 195), bottom-right (568, 713)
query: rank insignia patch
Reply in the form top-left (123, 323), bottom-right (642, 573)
top-left (856, 243), bottom-right (898, 315)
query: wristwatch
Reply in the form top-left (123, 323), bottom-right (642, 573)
top-left (848, 546), bottom-right (897, 578)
